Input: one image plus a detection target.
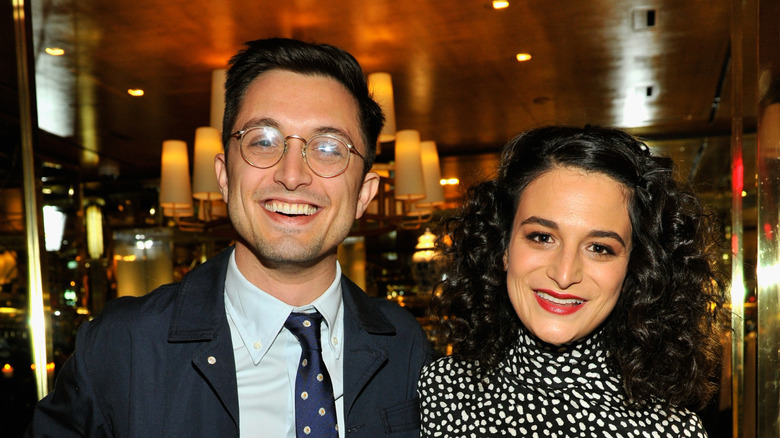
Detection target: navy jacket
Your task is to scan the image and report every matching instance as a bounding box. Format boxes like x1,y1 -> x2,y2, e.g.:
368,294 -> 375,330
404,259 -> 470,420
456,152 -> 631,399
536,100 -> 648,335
26,248 -> 434,437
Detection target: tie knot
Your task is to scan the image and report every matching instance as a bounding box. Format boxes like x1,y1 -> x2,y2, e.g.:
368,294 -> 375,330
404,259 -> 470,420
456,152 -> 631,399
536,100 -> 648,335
285,311 -> 324,352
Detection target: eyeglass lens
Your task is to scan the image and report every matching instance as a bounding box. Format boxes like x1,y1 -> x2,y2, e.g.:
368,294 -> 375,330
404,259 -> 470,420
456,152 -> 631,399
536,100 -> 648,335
240,126 -> 352,177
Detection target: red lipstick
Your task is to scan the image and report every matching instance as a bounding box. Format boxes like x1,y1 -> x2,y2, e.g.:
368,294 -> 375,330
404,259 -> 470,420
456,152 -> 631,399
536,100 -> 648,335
533,289 -> 585,315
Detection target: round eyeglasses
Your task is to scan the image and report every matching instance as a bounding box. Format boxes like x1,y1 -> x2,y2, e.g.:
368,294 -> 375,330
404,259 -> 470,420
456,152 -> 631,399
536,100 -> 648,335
231,125 -> 366,178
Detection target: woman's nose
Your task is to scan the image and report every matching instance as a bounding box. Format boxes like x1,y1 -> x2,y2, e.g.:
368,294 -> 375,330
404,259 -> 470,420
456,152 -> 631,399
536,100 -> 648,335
546,245 -> 583,288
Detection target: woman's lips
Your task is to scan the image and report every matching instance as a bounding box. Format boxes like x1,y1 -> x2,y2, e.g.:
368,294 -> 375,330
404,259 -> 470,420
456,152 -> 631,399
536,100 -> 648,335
533,289 -> 585,315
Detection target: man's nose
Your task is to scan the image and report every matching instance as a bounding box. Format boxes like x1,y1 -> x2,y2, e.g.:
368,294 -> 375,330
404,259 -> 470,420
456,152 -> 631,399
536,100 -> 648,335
273,139 -> 313,190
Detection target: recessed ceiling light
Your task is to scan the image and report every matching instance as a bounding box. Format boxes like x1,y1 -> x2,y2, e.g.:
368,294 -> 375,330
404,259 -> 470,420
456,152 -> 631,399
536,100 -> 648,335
45,47 -> 65,56
516,53 -> 532,62
127,89 -> 145,97
493,0 -> 509,9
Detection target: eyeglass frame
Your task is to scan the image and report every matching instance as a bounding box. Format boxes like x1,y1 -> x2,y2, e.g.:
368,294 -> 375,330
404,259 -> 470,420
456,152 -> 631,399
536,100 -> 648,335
230,125 -> 367,178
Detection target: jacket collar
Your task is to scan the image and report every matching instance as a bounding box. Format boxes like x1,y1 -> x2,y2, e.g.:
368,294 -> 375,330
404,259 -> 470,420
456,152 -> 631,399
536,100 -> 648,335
168,247 -> 397,341
341,275 -> 395,335
168,247 -> 232,342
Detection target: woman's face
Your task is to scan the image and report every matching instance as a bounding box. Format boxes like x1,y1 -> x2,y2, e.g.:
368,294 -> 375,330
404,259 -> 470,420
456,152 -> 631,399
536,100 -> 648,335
505,166 -> 632,345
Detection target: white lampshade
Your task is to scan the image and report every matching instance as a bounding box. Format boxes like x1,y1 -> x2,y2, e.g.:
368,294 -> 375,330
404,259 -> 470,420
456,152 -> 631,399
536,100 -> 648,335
42,206 -> 67,252
393,129 -> 425,201
159,139 -> 193,215
416,140 -> 445,208
210,69 -> 226,131
192,126 -> 222,200
368,72 -> 396,143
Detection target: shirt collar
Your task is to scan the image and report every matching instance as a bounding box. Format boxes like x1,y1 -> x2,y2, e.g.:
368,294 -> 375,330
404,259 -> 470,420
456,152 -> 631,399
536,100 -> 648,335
224,251 -> 344,364
299,263 -> 343,357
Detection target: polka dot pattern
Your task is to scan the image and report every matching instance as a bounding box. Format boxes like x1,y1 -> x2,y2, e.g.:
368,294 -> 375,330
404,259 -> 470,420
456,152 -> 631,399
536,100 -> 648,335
286,312 -> 338,437
418,329 -> 707,437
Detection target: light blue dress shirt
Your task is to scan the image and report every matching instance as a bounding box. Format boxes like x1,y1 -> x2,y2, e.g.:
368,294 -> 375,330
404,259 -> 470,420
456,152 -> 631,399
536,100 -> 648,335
224,251 -> 345,437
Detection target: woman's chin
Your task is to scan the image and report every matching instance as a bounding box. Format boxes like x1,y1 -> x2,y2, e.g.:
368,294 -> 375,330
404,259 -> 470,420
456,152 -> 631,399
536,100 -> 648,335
528,326 -> 582,346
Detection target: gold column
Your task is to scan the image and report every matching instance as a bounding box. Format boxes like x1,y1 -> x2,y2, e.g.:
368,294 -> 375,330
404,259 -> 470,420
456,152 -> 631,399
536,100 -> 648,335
730,0 -> 748,436
756,0 -> 780,435
12,0 -> 51,399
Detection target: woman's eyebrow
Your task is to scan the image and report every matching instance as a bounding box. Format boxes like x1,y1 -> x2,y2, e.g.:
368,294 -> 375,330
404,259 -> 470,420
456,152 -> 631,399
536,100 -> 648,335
521,216 -> 627,248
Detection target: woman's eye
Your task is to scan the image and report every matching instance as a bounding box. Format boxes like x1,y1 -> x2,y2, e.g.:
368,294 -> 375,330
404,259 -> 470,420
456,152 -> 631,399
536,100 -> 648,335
589,243 -> 615,256
527,232 -> 553,244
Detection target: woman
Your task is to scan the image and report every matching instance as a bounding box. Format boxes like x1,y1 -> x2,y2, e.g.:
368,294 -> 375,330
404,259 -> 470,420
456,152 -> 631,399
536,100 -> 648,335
419,126 -> 728,437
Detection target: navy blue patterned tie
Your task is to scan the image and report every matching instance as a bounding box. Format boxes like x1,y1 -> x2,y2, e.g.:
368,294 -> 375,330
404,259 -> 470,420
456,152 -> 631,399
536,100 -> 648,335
285,311 -> 338,437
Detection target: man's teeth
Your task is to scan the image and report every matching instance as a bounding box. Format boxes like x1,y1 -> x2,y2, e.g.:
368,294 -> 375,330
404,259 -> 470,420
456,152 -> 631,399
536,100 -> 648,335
536,291 -> 584,306
264,201 -> 317,215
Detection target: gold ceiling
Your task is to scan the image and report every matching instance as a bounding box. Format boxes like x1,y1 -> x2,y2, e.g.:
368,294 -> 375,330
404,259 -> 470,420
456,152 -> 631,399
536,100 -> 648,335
2,0 -> 756,191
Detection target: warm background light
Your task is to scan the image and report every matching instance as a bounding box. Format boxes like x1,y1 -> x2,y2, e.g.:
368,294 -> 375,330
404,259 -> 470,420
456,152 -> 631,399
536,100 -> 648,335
159,140 -> 193,215
393,130 -> 425,201
45,47 -> 65,56
192,127 -> 222,201
127,89 -> 144,96
367,73 -> 397,143
516,53 -> 532,62
86,204 -> 104,259
210,69 -> 226,131
416,140 -> 444,208
192,126 -> 226,221
492,0 -> 509,9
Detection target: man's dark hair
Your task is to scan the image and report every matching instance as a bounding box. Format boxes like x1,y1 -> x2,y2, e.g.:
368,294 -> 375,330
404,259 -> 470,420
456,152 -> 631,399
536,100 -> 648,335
222,38 -> 384,174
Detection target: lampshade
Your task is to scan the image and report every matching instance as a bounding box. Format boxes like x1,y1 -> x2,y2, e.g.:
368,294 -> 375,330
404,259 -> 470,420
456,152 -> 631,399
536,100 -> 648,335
163,204 -> 195,218
368,72 -> 396,143
210,69 -> 226,131
393,129 -> 425,201
159,139 -> 193,215
192,126 -> 222,200
42,206 -> 66,252
416,140 -> 445,208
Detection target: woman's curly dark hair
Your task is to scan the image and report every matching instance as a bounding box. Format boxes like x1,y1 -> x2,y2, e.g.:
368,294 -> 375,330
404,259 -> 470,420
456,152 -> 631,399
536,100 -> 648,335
431,125 -> 728,410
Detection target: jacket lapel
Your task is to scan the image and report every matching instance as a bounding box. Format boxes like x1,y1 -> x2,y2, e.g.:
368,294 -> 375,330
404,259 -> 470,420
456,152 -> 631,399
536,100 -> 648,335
167,248 -> 240,426
341,277 -> 396,417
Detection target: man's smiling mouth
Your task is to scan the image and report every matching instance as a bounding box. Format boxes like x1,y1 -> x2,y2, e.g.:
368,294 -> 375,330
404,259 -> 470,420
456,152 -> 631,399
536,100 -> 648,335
264,201 -> 318,216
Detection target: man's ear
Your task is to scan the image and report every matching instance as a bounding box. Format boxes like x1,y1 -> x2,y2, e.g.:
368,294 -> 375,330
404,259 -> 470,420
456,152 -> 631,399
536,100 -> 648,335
355,172 -> 380,219
215,153 -> 229,202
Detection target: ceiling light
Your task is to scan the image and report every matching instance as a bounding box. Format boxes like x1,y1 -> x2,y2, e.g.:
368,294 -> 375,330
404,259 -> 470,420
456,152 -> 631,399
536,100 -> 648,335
45,47 -> 65,56
516,53 -> 532,62
492,0 -> 509,9
127,89 -> 144,97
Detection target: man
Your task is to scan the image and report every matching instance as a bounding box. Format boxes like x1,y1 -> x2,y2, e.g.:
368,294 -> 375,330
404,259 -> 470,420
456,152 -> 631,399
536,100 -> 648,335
26,38 -> 433,437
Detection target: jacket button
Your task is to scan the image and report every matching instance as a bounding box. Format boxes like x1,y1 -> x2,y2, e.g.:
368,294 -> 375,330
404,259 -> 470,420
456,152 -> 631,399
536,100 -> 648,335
207,356 -> 217,365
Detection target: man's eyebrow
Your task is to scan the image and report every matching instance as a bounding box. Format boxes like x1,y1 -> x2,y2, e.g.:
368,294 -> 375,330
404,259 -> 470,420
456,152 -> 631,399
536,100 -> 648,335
239,118 -> 355,144
239,117 -> 279,130
311,126 -> 355,144
520,216 -> 627,248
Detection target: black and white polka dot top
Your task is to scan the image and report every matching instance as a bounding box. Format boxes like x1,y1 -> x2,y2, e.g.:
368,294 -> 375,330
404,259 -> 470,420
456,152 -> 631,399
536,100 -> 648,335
418,329 -> 707,437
